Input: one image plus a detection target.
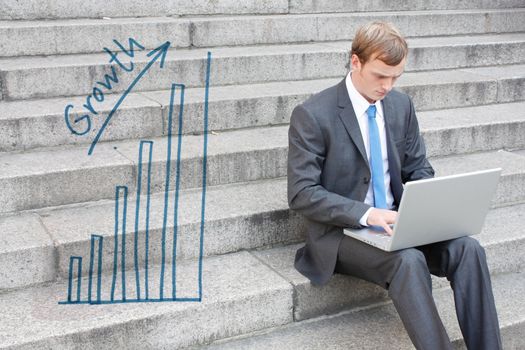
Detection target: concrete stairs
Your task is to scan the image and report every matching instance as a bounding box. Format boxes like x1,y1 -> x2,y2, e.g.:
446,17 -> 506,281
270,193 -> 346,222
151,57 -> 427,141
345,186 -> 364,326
1,0 -> 525,348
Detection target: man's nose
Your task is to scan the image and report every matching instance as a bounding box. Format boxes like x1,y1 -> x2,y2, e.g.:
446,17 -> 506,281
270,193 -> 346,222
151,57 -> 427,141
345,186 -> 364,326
382,78 -> 394,91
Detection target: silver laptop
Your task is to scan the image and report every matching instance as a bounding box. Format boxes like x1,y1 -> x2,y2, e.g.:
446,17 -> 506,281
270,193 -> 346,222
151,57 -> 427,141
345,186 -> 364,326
343,168 -> 501,251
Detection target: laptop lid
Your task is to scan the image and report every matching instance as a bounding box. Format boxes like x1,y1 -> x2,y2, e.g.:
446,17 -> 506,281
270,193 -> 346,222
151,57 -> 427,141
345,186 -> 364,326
388,168 -> 501,251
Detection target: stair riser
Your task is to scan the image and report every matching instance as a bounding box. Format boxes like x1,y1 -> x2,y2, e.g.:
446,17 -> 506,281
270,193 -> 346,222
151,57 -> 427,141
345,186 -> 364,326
193,11 -> 525,47
0,0 -> 289,20
51,209 -> 304,280
2,42 -> 525,101
255,232 -> 525,322
0,21 -> 191,57
2,75 -> 525,152
2,0 -> 523,20
289,0 -> 525,13
3,122 -> 525,214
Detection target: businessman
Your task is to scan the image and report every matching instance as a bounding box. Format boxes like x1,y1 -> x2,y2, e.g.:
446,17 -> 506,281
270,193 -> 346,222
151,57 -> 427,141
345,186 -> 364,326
288,21 -> 502,349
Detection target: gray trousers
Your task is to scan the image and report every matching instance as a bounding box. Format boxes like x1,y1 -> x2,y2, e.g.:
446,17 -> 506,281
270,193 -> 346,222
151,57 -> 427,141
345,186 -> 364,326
335,236 -> 502,350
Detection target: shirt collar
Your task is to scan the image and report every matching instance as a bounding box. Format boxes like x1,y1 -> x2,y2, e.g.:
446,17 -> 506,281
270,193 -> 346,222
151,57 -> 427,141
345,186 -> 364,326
345,72 -> 383,119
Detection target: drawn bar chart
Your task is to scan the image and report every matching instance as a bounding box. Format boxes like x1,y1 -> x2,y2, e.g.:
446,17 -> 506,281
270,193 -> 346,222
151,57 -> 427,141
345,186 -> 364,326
59,52 -> 212,305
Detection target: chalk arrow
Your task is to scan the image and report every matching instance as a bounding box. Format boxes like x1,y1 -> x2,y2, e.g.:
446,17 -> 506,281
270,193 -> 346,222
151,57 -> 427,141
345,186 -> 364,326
88,41 -> 171,155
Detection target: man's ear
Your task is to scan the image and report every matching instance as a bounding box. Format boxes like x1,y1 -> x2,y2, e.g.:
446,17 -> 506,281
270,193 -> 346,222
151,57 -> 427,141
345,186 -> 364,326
351,54 -> 361,72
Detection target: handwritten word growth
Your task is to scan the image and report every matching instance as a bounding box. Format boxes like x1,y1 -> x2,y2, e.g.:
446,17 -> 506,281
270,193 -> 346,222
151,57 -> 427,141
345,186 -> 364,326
63,38 -> 170,155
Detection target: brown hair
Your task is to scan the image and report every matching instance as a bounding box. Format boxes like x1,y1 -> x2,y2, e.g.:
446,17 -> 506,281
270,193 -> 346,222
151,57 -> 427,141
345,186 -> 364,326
349,21 -> 408,67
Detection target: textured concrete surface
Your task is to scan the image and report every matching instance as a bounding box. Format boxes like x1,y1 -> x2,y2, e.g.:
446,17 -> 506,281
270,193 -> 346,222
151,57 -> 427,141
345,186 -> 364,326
39,178 -> 302,278
2,39 -> 525,101
1,0 -> 523,20
1,122 -> 524,214
0,142 -> 134,213
461,64 -> 525,103
0,251 -> 293,349
289,0 -> 525,13
2,79 -> 525,154
315,9 -> 525,41
251,203 -> 525,322
110,125 -> 288,190
419,101 -> 525,156
3,0 -> 522,20
0,92 -> 162,152
0,213 -> 56,291
5,180 -> 522,287
140,78 -> 330,134
0,17 -> 190,57
0,78 -> 333,151
1,1 -> 524,348
396,69 -> 500,111
430,150 -> 525,206
0,43 -> 346,100
0,0 -> 289,20
478,203 -> 525,274
205,271 -> 525,349
191,10 -> 525,47
252,244 -> 389,321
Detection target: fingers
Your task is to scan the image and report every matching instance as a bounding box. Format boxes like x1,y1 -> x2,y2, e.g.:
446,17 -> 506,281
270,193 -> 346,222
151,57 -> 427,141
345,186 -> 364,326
382,223 -> 394,236
367,208 -> 397,235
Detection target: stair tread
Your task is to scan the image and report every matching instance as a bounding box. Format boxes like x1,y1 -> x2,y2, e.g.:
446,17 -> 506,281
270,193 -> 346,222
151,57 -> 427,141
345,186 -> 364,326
2,33 -> 525,69
0,250 -> 293,349
204,271 -> 525,349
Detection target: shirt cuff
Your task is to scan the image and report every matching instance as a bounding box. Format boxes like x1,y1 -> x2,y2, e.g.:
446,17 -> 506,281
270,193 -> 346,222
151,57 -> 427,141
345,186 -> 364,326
359,207 -> 374,227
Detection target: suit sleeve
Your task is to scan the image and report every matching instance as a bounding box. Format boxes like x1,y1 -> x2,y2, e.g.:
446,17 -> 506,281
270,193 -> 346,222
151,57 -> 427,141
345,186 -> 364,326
401,96 -> 435,182
287,104 -> 370,228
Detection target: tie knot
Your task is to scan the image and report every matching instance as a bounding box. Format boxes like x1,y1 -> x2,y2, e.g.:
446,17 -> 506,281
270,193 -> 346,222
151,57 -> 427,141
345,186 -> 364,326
367,105 -> 377,119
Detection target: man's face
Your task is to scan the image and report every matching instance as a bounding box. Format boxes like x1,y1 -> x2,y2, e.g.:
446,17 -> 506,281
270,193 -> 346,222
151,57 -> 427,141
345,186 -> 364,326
350,54 -> 406,103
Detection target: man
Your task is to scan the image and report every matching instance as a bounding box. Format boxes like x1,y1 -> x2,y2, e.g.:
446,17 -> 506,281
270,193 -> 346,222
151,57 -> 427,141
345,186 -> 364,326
288,21 -> 502,349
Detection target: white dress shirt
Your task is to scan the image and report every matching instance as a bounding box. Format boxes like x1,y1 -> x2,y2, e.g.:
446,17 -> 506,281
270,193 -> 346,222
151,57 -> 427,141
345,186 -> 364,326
345,73 -> 395,226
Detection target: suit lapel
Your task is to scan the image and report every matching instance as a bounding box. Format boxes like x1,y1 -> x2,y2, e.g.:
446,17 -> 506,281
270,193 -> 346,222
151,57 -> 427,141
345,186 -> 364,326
382,95 -> 404,206
337,79 -> 369,166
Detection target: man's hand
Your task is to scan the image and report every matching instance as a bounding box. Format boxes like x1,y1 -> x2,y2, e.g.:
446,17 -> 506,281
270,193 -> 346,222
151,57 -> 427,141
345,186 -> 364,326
367,208 -> 398,235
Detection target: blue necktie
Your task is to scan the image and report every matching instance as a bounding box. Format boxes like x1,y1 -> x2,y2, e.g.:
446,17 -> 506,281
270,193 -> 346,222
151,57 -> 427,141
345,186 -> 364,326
367,105 -> 387,209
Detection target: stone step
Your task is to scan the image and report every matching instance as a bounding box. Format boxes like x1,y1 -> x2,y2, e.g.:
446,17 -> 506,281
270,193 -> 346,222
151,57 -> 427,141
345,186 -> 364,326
204,270 -> 525,350
418,102 -> 525,157
0,17 -> 191,57
0,219 -> 523,350
1,10 -> 525,57
0,251 -> 293,349
1,0 -> 522,20
289,0 -> 525,13
252,200 -> 525,322
0,0 -> 290,20
189,9 -> 525,48
1,108 -> 525,213
1,35 -> 525,101
2,150 -> 525,291
2,72 -> 525,153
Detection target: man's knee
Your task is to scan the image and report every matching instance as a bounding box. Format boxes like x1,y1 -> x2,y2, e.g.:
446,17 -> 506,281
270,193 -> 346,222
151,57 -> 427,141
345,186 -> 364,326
445,237 -> 490,281
391,248 -> 428,276
449,236 -> 486,259
388,248 -> 430,296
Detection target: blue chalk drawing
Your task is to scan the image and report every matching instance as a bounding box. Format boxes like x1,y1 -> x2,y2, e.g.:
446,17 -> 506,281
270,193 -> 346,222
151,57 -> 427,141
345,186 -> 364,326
59,43 -> 212,305
135,140 -> 153,300
88,41 -> 170,156
110,185 -> 128,302
64,38 -> 148,137
159,83 -> 185,300
67,257 -> 82,303
63,38 -> 169,156
88,235 -> 103,304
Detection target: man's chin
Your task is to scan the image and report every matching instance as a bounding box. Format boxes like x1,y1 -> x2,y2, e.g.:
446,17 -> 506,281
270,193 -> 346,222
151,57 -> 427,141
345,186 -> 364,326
375,92 -> 388,100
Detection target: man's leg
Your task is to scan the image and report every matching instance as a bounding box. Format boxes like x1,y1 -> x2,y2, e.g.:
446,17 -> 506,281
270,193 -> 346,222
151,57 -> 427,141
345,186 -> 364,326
418,237 -> 502,350
335,236 -> 452,350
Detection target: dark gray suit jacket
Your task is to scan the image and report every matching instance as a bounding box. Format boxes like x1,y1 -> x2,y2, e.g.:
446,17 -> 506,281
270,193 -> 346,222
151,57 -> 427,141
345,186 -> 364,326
288,79 -> 434,285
